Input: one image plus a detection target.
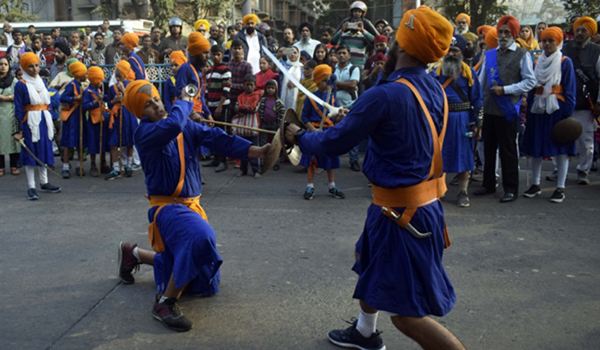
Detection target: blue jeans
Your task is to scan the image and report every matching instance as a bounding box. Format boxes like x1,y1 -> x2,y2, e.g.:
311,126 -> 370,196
349,145 -> 359,163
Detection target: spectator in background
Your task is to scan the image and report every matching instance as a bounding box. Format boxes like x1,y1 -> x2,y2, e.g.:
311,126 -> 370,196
3,22 -> 13,46
332,16 -> 374,69
320,27 -> 335,50
233,14 -> 268,75
296,59 -> 317,116
41,33 -> 55,65
281,46 -> 302,111
374,19 -> 389,34
564,16 -> 579,41
27,25 -> 36,43
210,25 -> 222,47
218,25 -> 225,45
227,39 -> 253,119
294,22 -> 321,58
50,42 -> 70,81
28,35 -> 43,58
51,27 -> 66,46
7,30 -> 26,65
160,18 -> 188,63
224,25 -> 238,50
335,1 -> 378,37
362,52 -> 385,90
364,35 -> 387,71
258,23 -> 278,53
462,32 -> 478,66
281,27 -> 296,48
255,56 -> 278,94
236,19 -> 244,32
150,26 -> 162,52
69,31 -> 86,62
121,33 -> 147,80
104,28 -> 122,65
312,44 -> 331,67
137,34 -> 160,64
382,24 -> 394,39
89,33 -> 106,65
300,50 -> 311,64
103,20 -> 113,38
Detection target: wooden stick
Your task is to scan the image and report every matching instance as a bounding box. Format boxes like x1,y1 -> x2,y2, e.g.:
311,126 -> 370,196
79,91 -> 83,179
199,118 -> 277,135
99,119 -> 103,178
119,106 -> 123,178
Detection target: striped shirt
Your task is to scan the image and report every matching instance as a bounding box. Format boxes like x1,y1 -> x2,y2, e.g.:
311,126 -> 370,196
332,30 -> 374,68
258,96 -> 284,125
205,64 -> 232,108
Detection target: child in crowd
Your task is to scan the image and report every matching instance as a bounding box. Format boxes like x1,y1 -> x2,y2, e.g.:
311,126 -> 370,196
296,60 -> 318,116
258,79 -> 284,171
105,61 -> 137,180
38,69 -> 62,158
59,61 -> 88,178
82,66 -> 111,177
255,56 -> 278,94
232,74 -> 262,178
300,64 -> 344,200
164,51 -> 187,113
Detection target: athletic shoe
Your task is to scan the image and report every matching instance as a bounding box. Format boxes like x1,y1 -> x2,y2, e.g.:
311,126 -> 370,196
105,170 -> 120,180
131,164 -> 142,172
152,298 -> 193,332
61,169 -> 70,179
457,190 -> 470,207
474,187 -> 495,195
254,172 -> 262,179
40,183 -> 61,193
350,161 -> 361,172
215,162 -> 228,172
124,166 -> 133,178
101,162 -> 112,174
328,319 -> 386,350
523,184 -> 541,198
234,159 -> 241,168
89,163 -> 99,177
47,164 -> 54,170
577,170 -> 589,185
27,188 -> 39,200
546,170 -> 558,181
549,188 -> 565,203
74,167 -> 85,177
329,187 -> 346,199
500,192 -> 517,203
449,174 -> 459,186
118,242 -> 140,284
303,187 -> 315,200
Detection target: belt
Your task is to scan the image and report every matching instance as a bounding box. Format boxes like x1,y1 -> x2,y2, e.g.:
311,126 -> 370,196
23,104 -> 51,123
448,102 -> 472,112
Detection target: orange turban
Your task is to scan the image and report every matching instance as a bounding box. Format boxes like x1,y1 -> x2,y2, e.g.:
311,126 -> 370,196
574,16 -> 598,36
123,80 -> 160,119
485,28 -> 498,49
313,64 -> 332,85
243,14 -> 259,26
69,61 -> 88,79
540,27 -> 564,46
497,15 -> 520,39
188,32 -> 211,56
194,19 -> 210,32
477,25 -> 494,37
88,66 -> 105,84
115,60 -> 134,82
396,6 -> 454,65
456,13 -> 470,25
170,51 -> 188,66
19,52 -> 39,71
121,33 -> 139,50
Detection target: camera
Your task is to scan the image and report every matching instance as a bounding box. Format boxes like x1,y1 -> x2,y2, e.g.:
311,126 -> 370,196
347,22 -> 359,30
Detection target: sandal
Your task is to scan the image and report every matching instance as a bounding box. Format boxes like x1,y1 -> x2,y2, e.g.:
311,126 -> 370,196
11,167 -> 20,175
0,169 -> 4,176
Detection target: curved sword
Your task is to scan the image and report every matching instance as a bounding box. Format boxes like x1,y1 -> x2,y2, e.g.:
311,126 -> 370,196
18,139 -> 62,178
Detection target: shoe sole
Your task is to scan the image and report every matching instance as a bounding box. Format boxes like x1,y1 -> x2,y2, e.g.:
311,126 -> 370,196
549,196 -> 564,203
577,181 -> 590,185
458,202 -> 470,207
40,188 -> 62,193
117,242 -> 134,284
546,177 -> 557,181
132,167 -> 142,172
28,196 -> 39,200
523,191 -> 541,198
151,310 -> 193,332
328,335 -> 386,350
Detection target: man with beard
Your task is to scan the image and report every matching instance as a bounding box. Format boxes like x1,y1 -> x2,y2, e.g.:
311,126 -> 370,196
473,25 -> 494,71
233,14 -> 268,75
50,42 -> 70,81
364,35 -> 387,72
462,32 -> 478,66
160,18 -> 188,63
294,22 -> 321,60
281,27 -> 296,48
89,33 -> 106,65
433,34 -> 483,207
285,7 -> 465,350
474,15 -> 536,202
455,13 -> 474,36
561,17 -> 600,185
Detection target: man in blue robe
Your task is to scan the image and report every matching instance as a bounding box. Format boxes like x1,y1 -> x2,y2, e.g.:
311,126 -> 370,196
117,80 -> 270,332
285,7 -> 466,350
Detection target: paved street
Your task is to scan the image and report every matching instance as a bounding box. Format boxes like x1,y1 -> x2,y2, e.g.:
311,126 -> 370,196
1,155 -> 599,350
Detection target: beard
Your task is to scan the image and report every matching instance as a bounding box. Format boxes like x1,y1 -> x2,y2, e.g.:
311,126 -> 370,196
457,26 -> 468,35
498,37 -> 513,49
383,42 -> 399,76
301,36 -> 310,44
246,27 -> 255,35
574,37 -> 590,49
55,55 -> 66,64
441,55 -> 462,80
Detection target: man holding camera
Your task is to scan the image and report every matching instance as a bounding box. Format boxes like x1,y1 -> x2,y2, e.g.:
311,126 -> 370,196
331,16 -> 375,70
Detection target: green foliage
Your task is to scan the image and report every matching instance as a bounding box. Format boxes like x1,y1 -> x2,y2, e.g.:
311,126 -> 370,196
0,0 -> 38,22
91,0 -> 116,20
179,0 -> 233,27
563,0 -> 600,19
434,0 -> 508,29
150,0 -> 177,31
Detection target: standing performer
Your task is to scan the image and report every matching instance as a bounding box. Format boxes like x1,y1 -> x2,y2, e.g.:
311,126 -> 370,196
164,51 -> 187,113
82,66 -> 110,177
121,33 -> 147,81
59,61 -> 88,178
285,7 -> 465,350
116,80 -> 270,331
522,28 -> 576,203
105,60 -> 137,180
13,52 -> 61,199
433,34 -> 483,207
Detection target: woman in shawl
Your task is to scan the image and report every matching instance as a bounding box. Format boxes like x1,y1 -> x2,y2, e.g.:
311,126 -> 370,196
516,25 -> 539,52
534,22 -> 547,42
13,52 -> 61,200
280,46 -> 303,111
522,27 -> 576,203
255,56 -> 278,95
0,55 -> 20,176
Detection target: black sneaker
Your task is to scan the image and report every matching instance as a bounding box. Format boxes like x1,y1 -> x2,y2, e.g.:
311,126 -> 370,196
74,167 -> 85,177
152,298 -> 193,332
89,163 -> 99,177
303,187 -> 315,200
350,161 -> 361,172
457,190 -> 470,207
328,319 -> 385,350
124,166 -> 133,178
577,170 -> 590,185
62,169 -> 70,179
329,187 -> 346,199
549,188 -> 565,203
101,163 -> 113,174
105,170 -> 120,180
523,184 -> 541,198
40,183 -> 62,193
27,188 -> 39,200
118,242 -> 140,284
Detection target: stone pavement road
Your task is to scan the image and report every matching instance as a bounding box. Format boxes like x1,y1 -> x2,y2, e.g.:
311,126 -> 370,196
1,156 -> 599,350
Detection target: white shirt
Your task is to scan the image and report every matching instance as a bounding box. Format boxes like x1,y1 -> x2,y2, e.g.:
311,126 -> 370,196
4,32 -> 13,46
294,38 -> 321,58
245,31 -> 261,75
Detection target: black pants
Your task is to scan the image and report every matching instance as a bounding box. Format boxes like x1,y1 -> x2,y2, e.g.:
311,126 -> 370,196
208,106 -> 229,164
0,153 -> 19,168
482,114 -> 519,193
240,135 -> 259,174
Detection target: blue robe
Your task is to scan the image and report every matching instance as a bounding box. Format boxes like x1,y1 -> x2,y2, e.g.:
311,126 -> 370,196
299,89 -> 340,170
107,82 -> 138,147
298,67 -> 455,317
434,67 -> 484,173
14,80 -> 54,165
82,86 -> 111,154
163,76 -> 177,113
128,52 -> 147,81
59,80 -> 87,148
522,57 -> 577,158
135,100 -> 251,297
48,88 -> 60,120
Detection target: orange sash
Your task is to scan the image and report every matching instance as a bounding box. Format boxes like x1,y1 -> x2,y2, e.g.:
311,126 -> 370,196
22,104 -> 50,123
146,133 -> 208,253
535,85 -> 565,102
87,90 -> 108,124
372,78 -> 451,248
109,85 -> 122,129
59,82 -> 81,122
308,97 -> 334,128
190,65 -> 204,113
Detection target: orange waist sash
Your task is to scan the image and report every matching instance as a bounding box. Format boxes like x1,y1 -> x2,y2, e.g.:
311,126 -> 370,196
22,104 -> 50,123
535,85 -> 565,102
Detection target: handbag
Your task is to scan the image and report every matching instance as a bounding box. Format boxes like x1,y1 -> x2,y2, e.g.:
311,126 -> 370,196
231,112 -> 259,138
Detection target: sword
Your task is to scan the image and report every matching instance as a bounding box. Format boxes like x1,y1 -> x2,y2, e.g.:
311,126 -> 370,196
18,139 -> 62,178
381,206 -> 432,238
262,48 -> 341,116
